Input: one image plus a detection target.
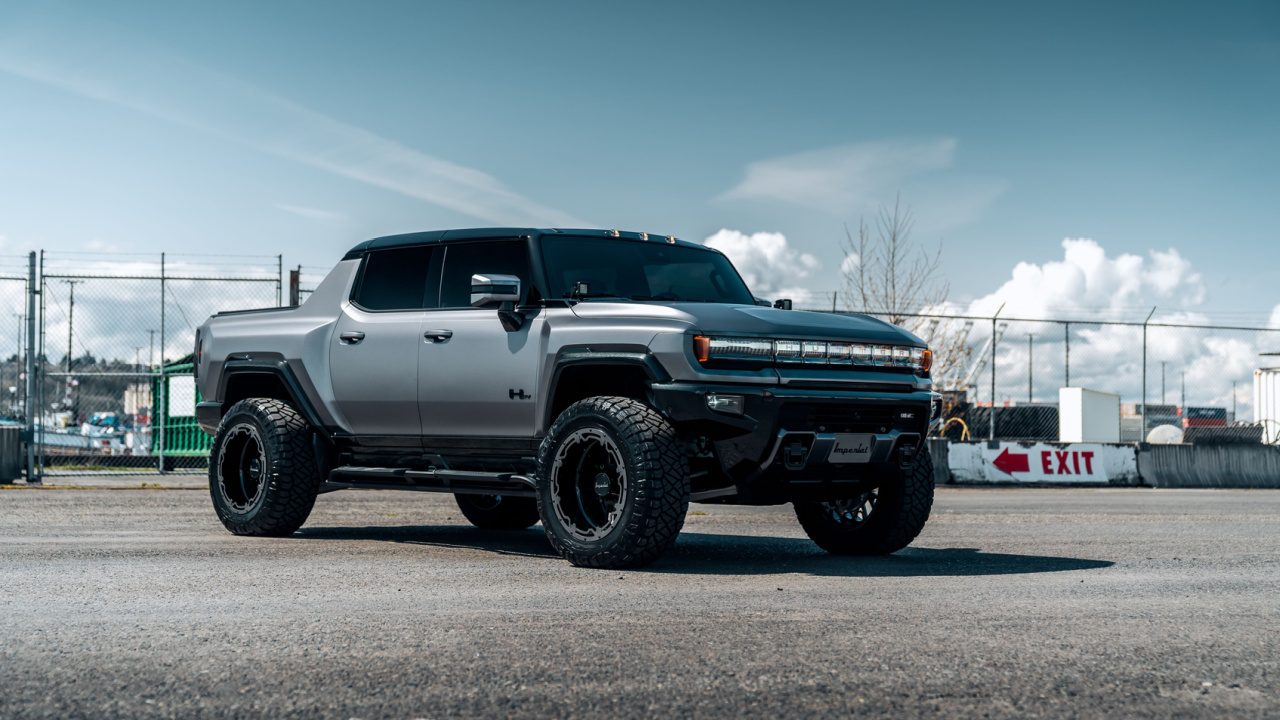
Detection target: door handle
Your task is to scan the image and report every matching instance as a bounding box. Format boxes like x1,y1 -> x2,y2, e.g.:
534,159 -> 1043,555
339,331 -> 365,345
423,330 -> 453,342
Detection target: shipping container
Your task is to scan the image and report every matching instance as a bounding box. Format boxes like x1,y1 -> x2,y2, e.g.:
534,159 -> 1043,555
1184,406 -> 1228,420
1183,418 -> 1227,428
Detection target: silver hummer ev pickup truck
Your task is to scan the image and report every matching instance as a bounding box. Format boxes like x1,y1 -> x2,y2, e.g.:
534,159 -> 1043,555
195,228 -> 942,568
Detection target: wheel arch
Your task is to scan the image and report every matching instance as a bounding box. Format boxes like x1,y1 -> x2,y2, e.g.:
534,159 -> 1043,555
544,349 -> 671,431
216,359 -> 327,433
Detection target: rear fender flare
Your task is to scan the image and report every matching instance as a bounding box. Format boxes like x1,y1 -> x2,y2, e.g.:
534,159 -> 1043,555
216,358 -> 327,434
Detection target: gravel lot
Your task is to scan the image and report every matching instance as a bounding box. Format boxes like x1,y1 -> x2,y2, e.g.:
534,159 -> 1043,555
1,481 -> 1277,719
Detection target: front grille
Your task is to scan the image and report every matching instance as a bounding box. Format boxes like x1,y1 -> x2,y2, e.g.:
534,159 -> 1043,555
778,404 -> 897,434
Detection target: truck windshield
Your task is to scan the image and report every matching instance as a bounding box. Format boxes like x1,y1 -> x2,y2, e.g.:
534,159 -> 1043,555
540,236 -> 755,304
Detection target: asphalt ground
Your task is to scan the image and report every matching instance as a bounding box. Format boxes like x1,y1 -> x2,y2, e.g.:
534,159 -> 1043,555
1,478 -> 1277,719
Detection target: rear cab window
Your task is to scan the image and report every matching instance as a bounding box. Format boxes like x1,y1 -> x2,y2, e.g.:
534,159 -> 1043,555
352,246 -> 438,311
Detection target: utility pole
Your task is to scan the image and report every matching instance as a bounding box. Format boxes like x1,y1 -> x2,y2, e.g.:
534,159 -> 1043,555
135,347 -> 142,370
62,280 -> 83,373
1232,381 -> 1237,422
1026,333 -> 1034,403
148,330 -> 156,368
1181,371 -> 1186,411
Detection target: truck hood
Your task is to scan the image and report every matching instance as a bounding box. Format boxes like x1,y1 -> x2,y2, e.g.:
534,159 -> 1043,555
569,302 -> 924,345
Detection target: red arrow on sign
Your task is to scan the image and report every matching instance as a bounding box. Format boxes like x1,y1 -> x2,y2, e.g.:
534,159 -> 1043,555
992,448 -> 1030,475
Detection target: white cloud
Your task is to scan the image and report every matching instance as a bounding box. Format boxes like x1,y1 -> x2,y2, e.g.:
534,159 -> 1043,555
839,252 -> 860,276
703,229 -> 819,305
0,5 -> 584,227
941,239 -> 1271,416
967,238 -> 1205,319
275,204 -> 346,222
1269,304 -> 1280,330
717,139 -> 1006,234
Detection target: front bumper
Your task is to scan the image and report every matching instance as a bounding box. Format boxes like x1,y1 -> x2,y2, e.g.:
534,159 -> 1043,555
650,381 -> 941,502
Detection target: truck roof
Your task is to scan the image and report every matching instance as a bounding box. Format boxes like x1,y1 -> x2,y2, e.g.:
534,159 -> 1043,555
343,228 -> 708,259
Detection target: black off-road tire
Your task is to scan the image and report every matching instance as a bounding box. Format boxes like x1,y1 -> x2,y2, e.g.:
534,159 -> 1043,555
794,449 -> 935,556
455,494 -> 540,530
209,398 -> 321,537
536,396 -> 690,569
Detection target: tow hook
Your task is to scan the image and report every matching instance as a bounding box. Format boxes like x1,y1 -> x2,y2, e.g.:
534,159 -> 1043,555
898,444 -> 917,468
783,442 -> 810,470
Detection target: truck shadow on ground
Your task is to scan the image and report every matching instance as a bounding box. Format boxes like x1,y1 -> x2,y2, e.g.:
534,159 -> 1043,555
295,525 -> 1113,577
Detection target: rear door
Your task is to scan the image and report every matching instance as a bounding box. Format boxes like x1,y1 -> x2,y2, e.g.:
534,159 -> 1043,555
417,240 -> 543,439
329,245 -> 436,438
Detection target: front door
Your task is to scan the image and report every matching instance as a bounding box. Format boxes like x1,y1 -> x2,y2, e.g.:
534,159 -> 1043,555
417,240 -> 543,439
329,245 -> 435,438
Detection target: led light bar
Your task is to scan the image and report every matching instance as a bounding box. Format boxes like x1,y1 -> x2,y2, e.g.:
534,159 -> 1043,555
693,336 -> 931,373
802,341 -> 828,364
693,336 -> 773,364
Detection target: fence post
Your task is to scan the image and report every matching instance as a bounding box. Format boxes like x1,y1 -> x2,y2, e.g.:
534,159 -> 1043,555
289,267 -> 301,307
1064,322 -> 1070,388
1141,306 -> 1156,441
24,252 -> 37,483
158,252 -> 166,474
277,255 -> 283,307
990,303 -> 1004,441
37,251 -> 45,479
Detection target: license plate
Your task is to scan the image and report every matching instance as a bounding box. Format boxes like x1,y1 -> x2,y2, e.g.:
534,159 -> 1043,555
828,434 -> 874,464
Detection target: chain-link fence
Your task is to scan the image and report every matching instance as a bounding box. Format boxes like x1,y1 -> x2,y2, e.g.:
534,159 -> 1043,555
0,256 -> 32,441
9,253 -> 1278,478
34,252 -> 282,476
801,304 -> 1280,444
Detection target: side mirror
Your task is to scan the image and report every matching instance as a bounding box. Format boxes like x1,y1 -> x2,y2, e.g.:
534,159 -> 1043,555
773,298 -> 793,310
471,273 -> 525,332
470,273 -> 521,309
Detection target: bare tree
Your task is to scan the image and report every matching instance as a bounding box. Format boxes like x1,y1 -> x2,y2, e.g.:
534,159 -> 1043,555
841,196 -> 970,387
842,196 -> 947,323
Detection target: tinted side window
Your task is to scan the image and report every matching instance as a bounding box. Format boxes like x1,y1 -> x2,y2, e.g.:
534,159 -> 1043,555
354,246 -> 435,311
438,242 -> 530,308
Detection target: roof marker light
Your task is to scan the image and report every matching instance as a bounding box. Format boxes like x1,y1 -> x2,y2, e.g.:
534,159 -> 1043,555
606,229 -> 619,237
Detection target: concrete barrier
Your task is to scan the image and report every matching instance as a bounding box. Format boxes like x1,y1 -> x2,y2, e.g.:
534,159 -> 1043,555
1138,443 -> 1280,489
928,438 -> 950,486
944,440 -> 1140,486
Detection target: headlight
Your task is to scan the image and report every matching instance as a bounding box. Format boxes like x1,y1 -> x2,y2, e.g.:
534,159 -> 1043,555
693,335 -> 930,373
693,336 -> 773,364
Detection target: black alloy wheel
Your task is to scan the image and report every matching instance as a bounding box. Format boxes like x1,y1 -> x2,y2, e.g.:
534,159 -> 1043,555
536,396 -> 689,569
794,450 -> 934,556
549,427 -> 629,542
209,398 -> 321,537
454,493 -> 540,530
216,423 -> 268,513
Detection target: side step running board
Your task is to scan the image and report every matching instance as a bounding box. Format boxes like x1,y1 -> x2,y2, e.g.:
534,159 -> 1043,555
320,466 -> 536,497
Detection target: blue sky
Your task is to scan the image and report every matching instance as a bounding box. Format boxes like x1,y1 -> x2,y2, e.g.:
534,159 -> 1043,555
0,0 -> 1277,322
